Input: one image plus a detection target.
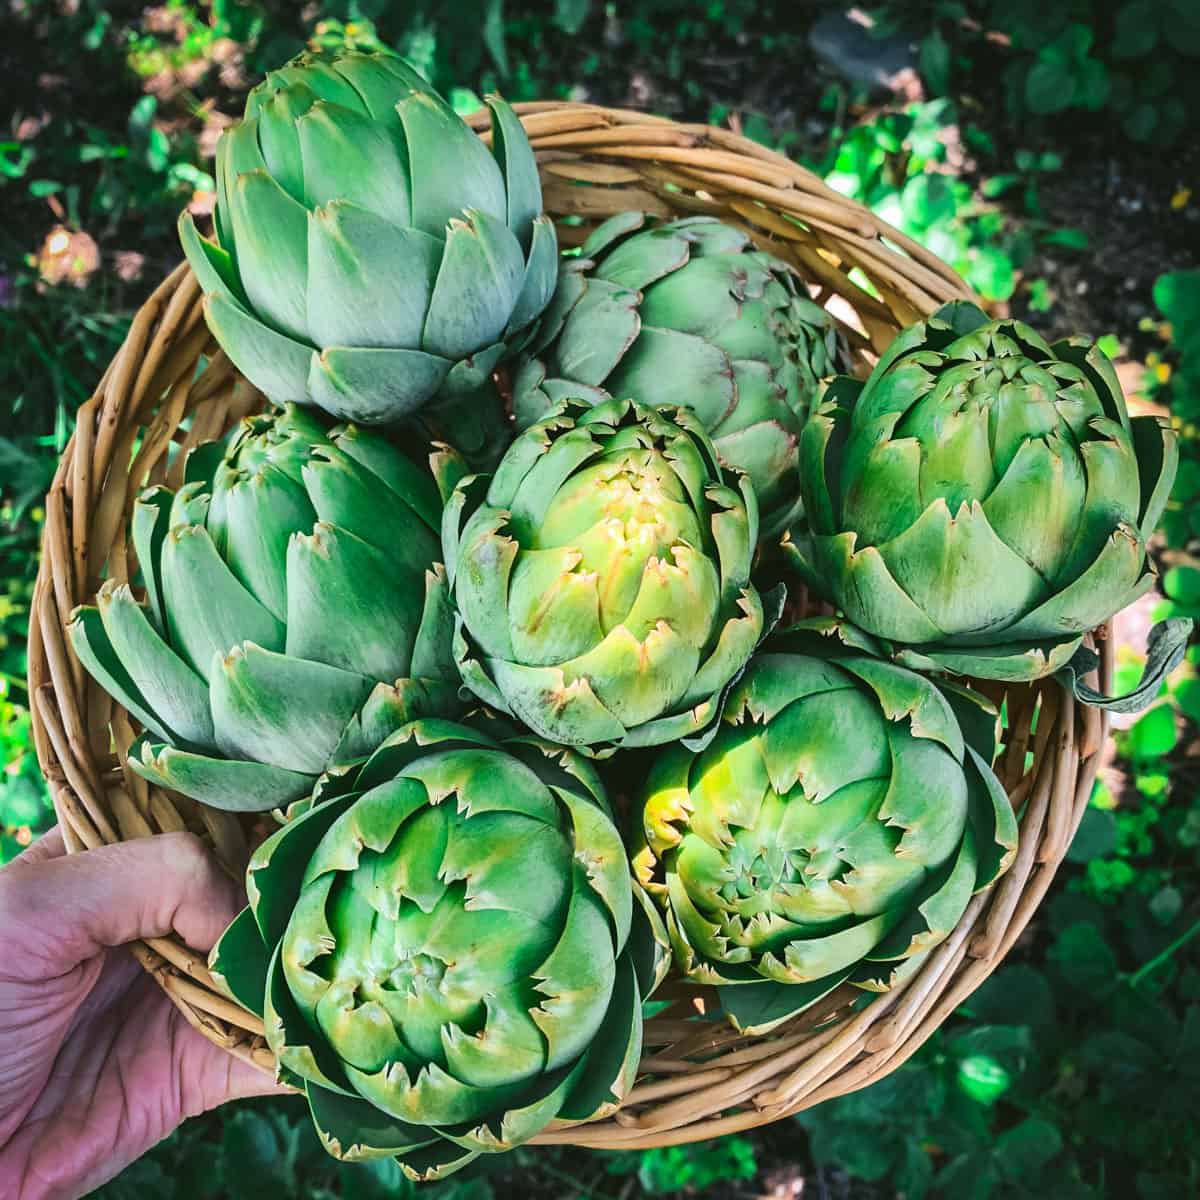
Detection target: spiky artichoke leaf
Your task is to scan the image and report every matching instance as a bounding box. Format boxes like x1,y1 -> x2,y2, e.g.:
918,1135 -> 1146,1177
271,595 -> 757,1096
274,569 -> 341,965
208,904 -> 271,1017
346,1048 -> 540,1132
938,680 -> 1002,765
331,677 -> 463,766
1131,414 -> 1179,541
853,944 -> 933,995
126,733 -> 313,812
994,525 -> 1151,641
964,744 -> 1019,888
203,291 -> 313,404
388,1136 -> 482,1182
422,212 -> 524,360
330,424 -> 442,526
131,486 -> 174,627
549,280 -> 641,387
68,605 -> 176,745
476,657 -> 625,750
178,211 -> 244,307
717,973 -> 854,1037
527,866 -> 620,1071
507,734 -> 610,810
210,643 -> 373,774
226,169 -> 309,340
866,824 -> 979,964
350,716 -> 501,793
818,645 -> 965,763
812,533 -> 944,644
506,216 -> 560,337
307,1083 -> 451,1163
248,791 -> 359,944
557,787 -> 633,946
486,96 -> 539,244
162,527 -> 286,677
776,909 -> 906,986
283,525 -> 422,679
305,205 -> 439,350
309,345 -> 454,424
880,726 -> 970,867
444,1056 -> 587,1154
556,952 -> 644,1124
264,939 -> 359,1098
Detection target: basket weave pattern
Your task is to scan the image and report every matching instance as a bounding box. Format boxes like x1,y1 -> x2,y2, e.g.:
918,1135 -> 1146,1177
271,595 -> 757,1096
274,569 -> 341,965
28,102 -> 1112,1148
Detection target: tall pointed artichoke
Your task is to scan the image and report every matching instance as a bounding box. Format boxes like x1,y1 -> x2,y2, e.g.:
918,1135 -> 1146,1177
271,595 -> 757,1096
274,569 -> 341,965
68,406 -> 460,812
514,213 -> 846,536
179,49 -> 557,440
440,396 -> 779,753
788,302 -> 1178,681
634,619 -> 1017,1035
210,718 -> 659,1179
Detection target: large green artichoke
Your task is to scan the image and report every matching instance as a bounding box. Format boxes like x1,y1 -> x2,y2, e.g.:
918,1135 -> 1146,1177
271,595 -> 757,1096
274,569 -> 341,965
514,213 -> 845,536
440,395 -> 779,753
210,718 -> 659,1179
787,302 -> 1178,681
68,406 -> 460,812
179,49 -> 556,439
634,619 -> 1017,1035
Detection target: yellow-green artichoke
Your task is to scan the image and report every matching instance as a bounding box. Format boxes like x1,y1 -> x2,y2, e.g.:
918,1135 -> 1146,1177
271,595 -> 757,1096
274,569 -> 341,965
634,619 -> 1017,1034
440,396 -> 781,753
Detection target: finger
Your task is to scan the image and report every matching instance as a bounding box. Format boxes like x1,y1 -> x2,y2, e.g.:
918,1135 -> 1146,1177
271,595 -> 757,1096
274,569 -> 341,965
0,832 -> 244,977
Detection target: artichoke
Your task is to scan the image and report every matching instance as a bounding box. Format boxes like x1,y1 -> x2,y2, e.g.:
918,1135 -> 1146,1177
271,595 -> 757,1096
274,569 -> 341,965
68,406 -> 460,812
787,301 -> 1178,681
634,619 -> 1017,1035
440,395 -> 780,753
210,718 -> 658,1179
514,213 -> 845,536
178,49 -> 557,444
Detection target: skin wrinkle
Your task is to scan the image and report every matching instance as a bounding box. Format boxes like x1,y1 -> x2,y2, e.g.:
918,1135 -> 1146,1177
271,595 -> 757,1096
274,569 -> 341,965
0,831 -> 284,1200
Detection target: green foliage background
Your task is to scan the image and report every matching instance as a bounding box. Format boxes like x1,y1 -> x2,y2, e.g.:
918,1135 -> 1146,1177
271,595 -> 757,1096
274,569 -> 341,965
1,2 -> 1198,1196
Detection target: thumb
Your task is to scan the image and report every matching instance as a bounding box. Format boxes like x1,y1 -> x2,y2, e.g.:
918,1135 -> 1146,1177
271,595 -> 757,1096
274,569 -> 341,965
0,832 -> 244,977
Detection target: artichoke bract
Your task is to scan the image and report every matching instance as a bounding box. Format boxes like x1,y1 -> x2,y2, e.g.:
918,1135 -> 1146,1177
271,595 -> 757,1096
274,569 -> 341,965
788,302 -> 1178,681
634,619 -> 1017,1035
68,406 -> 460,812
179,49 -> 557,439
210,718 -> 658,1179
441,396 -> 780,753
515,213 -> 845,537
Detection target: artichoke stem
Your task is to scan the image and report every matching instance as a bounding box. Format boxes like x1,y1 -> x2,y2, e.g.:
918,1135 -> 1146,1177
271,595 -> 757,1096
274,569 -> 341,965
422,377 -> 514,470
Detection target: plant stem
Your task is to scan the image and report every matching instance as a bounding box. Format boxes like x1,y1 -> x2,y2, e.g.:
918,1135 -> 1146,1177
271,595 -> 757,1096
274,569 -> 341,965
1128,914 -> 1200,988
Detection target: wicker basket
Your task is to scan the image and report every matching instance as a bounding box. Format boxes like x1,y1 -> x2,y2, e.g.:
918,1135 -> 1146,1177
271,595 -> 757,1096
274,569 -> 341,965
28,102 -> 1113,1150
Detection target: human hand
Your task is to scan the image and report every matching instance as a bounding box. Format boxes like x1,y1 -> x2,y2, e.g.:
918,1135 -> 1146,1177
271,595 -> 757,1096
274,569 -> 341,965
0,828 -> 282,1200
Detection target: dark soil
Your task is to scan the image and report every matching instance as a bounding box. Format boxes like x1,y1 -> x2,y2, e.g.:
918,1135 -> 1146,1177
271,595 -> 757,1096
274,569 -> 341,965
1010,131 -> 1200,347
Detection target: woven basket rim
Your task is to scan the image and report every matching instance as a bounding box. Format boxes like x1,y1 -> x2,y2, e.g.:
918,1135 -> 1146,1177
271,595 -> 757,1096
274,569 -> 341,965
26,100 -> 1113,1150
